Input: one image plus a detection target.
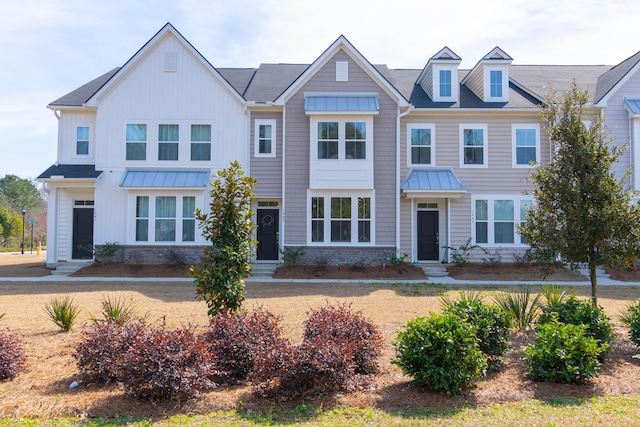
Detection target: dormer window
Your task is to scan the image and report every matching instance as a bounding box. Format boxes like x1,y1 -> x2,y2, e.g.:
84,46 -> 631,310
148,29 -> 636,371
461,47 -> 512,103
490,70 -> 502,98
439,70 -> 452,97
418,47 -> 461,103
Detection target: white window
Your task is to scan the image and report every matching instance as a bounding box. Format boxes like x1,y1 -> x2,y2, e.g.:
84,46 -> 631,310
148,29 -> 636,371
408,124 -> 435,166
483,67 -> 508,102
191,124 -> 211,161
490,70 -> 502,98
254,119 -> 276,157
512,124 -> 540,167
158,124 -> 179,161
460,124 -> 488,168
76,126 -> 89,155
126,124 -> 147,161
439,70 -> 452,98
308,193 -> 373,244
473,195 -> 532,245
316,120 -> 367,160
134,195 -> 199,243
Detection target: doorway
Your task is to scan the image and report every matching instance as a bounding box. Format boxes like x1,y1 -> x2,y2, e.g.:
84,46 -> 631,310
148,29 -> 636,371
256,208 -> 279,260
417,211 -> 439,261
72,208 -> 94,259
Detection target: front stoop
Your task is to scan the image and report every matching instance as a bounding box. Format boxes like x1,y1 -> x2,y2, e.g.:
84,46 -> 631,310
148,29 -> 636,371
422,264 -> 450,278
51,262 -> 88,276
251,262 -> 280,277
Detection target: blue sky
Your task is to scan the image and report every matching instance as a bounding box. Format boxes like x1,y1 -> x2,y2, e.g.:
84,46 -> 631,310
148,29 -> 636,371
1,0 -> 639,180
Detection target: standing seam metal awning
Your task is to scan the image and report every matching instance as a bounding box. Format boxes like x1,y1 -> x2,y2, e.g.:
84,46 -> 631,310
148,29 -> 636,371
625,99 -> 640,117
120,170 -> 210,188
304,94 -> 379,112
400,168 -> 467,198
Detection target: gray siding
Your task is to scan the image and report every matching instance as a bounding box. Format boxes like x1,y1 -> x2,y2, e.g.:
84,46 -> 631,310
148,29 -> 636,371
250,111 -> 283,198
283,49 -> 398,246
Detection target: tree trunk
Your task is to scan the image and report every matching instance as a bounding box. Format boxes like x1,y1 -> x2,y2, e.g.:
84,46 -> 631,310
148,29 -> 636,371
589,261 -> 598,307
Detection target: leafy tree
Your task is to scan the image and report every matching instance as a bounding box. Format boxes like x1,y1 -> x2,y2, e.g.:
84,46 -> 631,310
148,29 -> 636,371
520,81 -> 640,306
190,161 -> 257,316
0,207 -> 22,247
0,175 -> 43,212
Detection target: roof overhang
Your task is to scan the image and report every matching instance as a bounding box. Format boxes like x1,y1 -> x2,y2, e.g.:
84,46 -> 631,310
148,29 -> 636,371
119,169 -> 211,189
37,164 -> 102,187
400,168 -> 467,199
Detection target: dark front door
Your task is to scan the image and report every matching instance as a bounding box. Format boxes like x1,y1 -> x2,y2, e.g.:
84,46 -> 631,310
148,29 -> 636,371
72,208 -> 94,259
417,211 -> 439,261
256,209 -> 279,260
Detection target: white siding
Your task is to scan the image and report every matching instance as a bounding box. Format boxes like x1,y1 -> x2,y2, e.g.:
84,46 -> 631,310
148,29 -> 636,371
57,111 -> 97,164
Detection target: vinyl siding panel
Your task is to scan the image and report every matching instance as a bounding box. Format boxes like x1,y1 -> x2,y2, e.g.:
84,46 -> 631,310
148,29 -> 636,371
58,111 -> 97,164
283,50 -> 398,245
465,68 -> 484,99
250,111 -> 283,198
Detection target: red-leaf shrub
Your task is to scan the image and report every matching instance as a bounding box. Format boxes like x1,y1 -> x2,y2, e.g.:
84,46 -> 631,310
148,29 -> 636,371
303,302 -> 383,374
0,330 -> 26,380
201,308 -> 289,383
120,324 -> 218,399
74,319 -> 147,383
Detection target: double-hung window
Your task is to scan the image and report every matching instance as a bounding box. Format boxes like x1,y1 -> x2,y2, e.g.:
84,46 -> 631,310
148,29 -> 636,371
408,124 -> 434,165
309,194 -> 373,244
158,124 -> 179,161
473,196 -> 532,245
490,70 -> 502,98
255,119 -> 276,157
317,120 -> 367,160
134,195 -> 198,243
191,124 -> 211,161
460,124 -> 487,167
135,196 -> 149,241
76,126 -> 89,155
126,124 -> 147,160
439,70 -> 452,97
155,196 -> 176,241
182,196 -> 196,241
512,124 -> 540,167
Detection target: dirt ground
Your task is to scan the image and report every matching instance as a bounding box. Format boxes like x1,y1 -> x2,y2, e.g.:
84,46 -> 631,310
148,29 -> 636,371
2,254 -> 640,420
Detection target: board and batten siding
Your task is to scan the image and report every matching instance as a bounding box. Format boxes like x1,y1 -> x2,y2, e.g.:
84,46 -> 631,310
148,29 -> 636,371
58,111 -> 97,164
250,111 -> 283,198
283,49 -> 398,246
57,188 -> 94,261
93,33 -> 248,173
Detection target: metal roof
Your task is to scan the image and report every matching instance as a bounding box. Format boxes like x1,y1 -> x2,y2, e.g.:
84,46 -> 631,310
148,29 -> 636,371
400,168 -> 467,195
624,98 -> 640,115
37,164 -> 102,180
120,170 -> 210,188
304,94 -> 380,112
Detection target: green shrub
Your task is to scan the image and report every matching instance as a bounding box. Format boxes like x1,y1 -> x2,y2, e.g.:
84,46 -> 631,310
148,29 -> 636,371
90,295 -> 138,326
537,297 -> 613,358
493,287 -> 540,331
44,296 -> 81,332
523,318 -> 607,384
539,284 -> 576,307
620,299 -> 640,348
393,313 -> 487,395
442,298 -> 512,369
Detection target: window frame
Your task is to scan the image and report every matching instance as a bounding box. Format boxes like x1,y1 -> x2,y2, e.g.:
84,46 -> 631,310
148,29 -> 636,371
126,124 -> 147,161
190,124 -> 211,161
307,192 -> 375,245
511,124 -> 540,168
484,67 -> 508,102
459,124 -> 488,168
75,126 -> 90,156
439,69 -> 452,98
407,123 -> 435,167
312,118 -> 371,161
472,195 -> 533,246
158,124 -> 179,161
254,119 -> 276,158
132,194 -> 201,244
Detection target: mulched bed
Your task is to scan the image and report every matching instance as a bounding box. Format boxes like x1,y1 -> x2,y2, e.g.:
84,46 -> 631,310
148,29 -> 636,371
273,264 -> 427,280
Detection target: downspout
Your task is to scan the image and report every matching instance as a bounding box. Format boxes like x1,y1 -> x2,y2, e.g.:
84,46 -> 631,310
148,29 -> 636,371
447,198 -> 451,263
396,105 -> 414,257
280,105 -> 286,261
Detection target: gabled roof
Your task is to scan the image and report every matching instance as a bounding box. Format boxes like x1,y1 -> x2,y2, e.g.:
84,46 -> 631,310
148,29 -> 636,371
595,50 -> 640,105
461,46 -> 512,88
273,35 -> 410,107
84,23 -> 245,106
415,47 -> 462,89
243,64 -> 309,102
49,68 -> 120,107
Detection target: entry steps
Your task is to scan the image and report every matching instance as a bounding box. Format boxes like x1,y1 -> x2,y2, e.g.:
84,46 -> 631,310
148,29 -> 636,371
51,262 -> 88,276
251,262 -> 280,277
422,264 -> 450,278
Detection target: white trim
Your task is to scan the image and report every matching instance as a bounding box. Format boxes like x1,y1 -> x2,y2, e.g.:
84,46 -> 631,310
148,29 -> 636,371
459,123 -> 488,168
484,67 -> 509,102
471,194 -> 533,247
254,119 -> 277,158
432,66 -> 458,102
633,118 -> 640,190
511,123 -> 540,168
72,124 -> 92,159
407,123 -> 436,167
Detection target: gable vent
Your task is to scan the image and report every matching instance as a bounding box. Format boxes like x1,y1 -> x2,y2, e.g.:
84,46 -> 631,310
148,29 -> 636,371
336,61 -> 348,82
164,52 -> 177,72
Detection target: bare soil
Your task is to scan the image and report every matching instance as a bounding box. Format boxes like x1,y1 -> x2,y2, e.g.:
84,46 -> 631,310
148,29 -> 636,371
2,255 -> 640,421
607,267 -> 640,282
273,263 -> 426,280
71,262 -> 190,278
448,263 -> 587,282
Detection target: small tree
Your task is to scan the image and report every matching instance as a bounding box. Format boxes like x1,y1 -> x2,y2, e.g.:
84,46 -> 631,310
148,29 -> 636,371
190,161 -> 256,316
520,82 -> 640,306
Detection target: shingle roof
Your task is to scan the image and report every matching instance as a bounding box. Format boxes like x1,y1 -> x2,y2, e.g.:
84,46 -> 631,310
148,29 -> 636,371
595,50 -> 640,103
49,68 -> 120,107
37,164 -> 102,179
217,68 -> 256,97
242,63 -> 309,102
509,65 -> 610,102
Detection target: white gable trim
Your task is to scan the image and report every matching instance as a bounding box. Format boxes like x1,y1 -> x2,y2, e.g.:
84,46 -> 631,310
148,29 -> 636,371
85,23 -> 246,107
273,35 -> 409,107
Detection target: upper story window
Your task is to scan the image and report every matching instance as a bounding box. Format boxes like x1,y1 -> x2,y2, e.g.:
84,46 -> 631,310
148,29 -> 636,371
76,127 -> 89,155
317,120 -> 366,160
158,124 -> 179,161
408,124 -> 435,166
460,124 -> 488,168
490,70 -> 503,98
512,124 -> 540,167
439,70 -> 452,97
191,124 -> 211,161
126,124 -> 147,161
255,119 -> 276,157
